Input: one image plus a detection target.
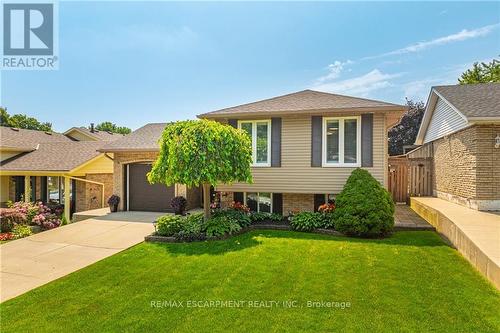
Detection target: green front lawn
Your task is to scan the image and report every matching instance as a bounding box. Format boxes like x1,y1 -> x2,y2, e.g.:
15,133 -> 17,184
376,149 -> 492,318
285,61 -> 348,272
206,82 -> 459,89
1,231 -> 499,332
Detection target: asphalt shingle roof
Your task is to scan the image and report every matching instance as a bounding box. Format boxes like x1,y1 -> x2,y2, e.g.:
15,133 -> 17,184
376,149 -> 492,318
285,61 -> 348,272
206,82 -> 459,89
199,89 -> 404,117
0,127 -> 73,150
0,141 -> 104,171
433,83 -> 500,119
99,123 -> 167,152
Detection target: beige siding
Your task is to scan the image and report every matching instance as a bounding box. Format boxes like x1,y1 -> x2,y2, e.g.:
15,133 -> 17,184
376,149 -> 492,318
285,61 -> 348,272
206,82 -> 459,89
216,113 -> 386,194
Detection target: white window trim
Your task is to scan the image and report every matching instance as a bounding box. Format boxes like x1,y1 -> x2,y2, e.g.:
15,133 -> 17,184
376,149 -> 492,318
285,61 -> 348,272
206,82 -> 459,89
322,116 -> 361,167
237,119 -> 271,167
244,192 -> 273,213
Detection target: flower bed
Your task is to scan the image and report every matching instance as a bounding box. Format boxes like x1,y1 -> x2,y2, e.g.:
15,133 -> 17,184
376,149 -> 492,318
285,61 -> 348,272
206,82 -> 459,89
0,201 -> 65,241
146,168 -> 396,243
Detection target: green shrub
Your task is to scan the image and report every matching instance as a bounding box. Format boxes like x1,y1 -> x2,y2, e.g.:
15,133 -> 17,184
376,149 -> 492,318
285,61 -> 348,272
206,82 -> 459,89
333,168 -> 394,237
204,215 -> 241,238
268,213 -> 284,223
212,209 -> 251,228
156,215 -> 184,236
12,224 -> 32,239
250,212 -> 284,223
318,213 -> 335,229
175,213 -> 206,241
289,212 -> 326,232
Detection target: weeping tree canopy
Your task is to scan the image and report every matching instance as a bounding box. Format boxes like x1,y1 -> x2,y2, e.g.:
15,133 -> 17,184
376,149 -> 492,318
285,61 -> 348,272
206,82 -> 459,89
148,120 -> 253,217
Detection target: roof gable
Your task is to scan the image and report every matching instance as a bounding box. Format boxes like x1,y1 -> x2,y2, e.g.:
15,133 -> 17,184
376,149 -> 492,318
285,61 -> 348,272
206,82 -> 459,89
64,127 -> 125,141
199,89 -> 404,117
415,83 -> 500,144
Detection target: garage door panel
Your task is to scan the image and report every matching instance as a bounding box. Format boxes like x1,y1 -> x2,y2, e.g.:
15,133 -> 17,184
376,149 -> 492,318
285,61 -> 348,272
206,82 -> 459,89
128,164 -> 174,212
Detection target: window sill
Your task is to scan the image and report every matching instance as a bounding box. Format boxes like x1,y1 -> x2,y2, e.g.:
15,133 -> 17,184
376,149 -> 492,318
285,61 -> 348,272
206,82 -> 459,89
251,164 -> 271,168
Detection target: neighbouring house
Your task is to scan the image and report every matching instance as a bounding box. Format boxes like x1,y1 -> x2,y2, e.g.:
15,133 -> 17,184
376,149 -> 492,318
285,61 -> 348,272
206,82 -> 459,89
410,83 -> 500,211
0,126 -> 123,220
99,124 -> 201,212
197,89 -> 405,214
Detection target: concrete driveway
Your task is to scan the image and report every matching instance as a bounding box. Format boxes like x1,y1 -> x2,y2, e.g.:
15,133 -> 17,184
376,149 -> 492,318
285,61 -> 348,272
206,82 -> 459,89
0,212 -> 161,302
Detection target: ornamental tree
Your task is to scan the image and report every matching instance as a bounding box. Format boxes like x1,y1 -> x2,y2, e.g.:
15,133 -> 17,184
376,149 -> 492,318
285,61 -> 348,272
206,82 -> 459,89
148,119 -> 253,219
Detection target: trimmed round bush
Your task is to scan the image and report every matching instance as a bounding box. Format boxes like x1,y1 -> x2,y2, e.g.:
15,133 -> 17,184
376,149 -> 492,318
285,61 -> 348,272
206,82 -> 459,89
156,215 -> 184,236
333,168 -> 394,237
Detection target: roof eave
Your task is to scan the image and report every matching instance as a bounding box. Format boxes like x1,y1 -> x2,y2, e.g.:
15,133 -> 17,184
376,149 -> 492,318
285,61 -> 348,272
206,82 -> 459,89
97,148 -> 160,153
468,117 -> 500,123
198,105 -> 406,119
0,146 -> 35,152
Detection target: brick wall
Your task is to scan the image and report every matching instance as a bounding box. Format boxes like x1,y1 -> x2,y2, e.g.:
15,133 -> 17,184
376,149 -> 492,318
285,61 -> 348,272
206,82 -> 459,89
75,177 -> 86,212
430,124 -> 500,209
113,152 -> 159,210
74,173 -> 113,212
219,191 -> 234,209
432,126 -> 477,199
283,193 -> 314,214
476,125 -> 500,201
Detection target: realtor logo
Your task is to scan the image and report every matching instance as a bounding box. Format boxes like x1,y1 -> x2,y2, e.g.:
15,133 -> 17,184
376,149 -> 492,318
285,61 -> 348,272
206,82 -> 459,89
1,1 -> 58,70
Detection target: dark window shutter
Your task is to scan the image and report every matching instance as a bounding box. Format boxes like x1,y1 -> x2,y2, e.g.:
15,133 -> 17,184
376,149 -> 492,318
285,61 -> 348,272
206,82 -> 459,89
233,192 -> 244,204
314,194 -> 325,212
228,119 -> 238,128
41,177 -> 48,203
361,114 -> 373,167
272,193 -> 283,215
311,116 -> 322,167
271,118 -> 281,167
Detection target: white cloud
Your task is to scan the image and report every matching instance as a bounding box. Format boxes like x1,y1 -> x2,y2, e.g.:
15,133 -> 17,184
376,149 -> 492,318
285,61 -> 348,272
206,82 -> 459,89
312,69 -> 402,96
315,60 -> 353,83
364,23 -> 499,60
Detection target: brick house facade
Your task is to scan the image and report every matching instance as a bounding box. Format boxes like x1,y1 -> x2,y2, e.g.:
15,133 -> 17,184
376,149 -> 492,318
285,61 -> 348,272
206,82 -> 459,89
413,84 -> 500,211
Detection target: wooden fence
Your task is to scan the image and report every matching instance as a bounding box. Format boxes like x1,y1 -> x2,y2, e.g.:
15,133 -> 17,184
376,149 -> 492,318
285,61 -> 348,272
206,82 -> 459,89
388,156 -> 433,203
388,156 -> 408,203
408,158 -> 433,197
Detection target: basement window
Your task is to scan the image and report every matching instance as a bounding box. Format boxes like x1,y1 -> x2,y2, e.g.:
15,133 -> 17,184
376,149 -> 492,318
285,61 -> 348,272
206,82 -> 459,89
245,192 -> 272,213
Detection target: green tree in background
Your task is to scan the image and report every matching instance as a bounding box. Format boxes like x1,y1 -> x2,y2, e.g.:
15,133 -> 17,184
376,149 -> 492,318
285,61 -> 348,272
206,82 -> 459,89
458,58 -> 500,84
0,107 -> 52,131
94,121 -> 131,134
148,119 -> 253,219
388,99 -> 425,156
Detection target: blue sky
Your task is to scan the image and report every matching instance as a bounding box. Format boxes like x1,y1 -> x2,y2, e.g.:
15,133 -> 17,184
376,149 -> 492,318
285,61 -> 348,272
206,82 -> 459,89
1,1 -> 499,131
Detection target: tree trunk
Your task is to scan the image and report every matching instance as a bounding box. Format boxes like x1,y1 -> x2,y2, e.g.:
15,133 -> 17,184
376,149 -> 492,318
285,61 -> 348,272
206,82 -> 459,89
202,183 -> 211,220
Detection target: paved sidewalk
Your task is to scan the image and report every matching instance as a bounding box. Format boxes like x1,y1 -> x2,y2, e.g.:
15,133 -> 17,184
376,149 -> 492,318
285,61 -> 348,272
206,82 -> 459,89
411,197 -> 500,289
0,213 -> 159,302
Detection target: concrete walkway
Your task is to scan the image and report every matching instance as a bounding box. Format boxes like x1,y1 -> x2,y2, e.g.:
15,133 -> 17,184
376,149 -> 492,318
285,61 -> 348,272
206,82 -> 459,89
394,204 -> 434,230
0,212 -> 161,302
411,197 -> 500,289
